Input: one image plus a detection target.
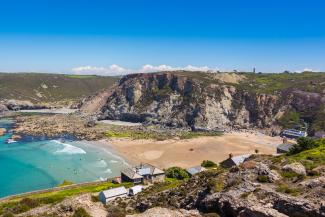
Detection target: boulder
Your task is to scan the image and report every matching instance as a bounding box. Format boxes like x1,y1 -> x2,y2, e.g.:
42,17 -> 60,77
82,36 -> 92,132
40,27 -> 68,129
255,162 -> 281,182
5,99 -> 34,110
0,104 -> 8,113
299,177 -> 325,188
282,162 -> 306,176
0,128 -> 7,136
11,134 -> 22,141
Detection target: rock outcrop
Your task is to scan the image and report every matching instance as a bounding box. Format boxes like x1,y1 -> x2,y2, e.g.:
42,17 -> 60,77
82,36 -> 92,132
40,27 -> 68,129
80,73 -> 281,131
3,99 -> 47,111
80,72 -> 325,133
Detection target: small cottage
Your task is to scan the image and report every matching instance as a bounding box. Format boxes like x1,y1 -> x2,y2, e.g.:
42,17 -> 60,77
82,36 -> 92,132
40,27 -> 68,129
220,154 -> 251,168
121,163 -> 165,184
99,186 -> 127,204
277,143 -> 293,153
128,185 -> 143,196
186,166 -> 207,176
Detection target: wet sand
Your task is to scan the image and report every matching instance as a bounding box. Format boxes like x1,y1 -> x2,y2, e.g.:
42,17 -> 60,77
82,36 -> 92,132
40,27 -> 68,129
97,131 -> 283,169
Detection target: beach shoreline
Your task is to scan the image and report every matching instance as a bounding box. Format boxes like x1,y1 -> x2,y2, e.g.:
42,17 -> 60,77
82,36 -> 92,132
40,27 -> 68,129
89,131 -> 283,169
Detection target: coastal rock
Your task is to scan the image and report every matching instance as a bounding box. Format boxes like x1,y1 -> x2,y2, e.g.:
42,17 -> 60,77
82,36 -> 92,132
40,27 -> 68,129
282,162 -> 306,176
254,162 -> 281,182
127,207 -> 202,217
11,134 -> 22,141
299,177 -> 325,188
0,104 -> 9,113
4,99 -> 48,111
0,128 -> 7,136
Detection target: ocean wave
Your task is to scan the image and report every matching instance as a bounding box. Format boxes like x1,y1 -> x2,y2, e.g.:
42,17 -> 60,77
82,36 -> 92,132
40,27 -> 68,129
52,140 -> 86,155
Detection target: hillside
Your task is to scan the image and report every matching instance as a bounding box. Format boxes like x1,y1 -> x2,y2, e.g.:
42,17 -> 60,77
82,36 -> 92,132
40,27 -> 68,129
0,73 -> 119,105
0,139 -> 324,217
81,71 -> 325,135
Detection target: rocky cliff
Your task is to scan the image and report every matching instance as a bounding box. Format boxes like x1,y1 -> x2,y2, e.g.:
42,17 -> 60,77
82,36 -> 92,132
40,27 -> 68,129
81,71 -> 325,134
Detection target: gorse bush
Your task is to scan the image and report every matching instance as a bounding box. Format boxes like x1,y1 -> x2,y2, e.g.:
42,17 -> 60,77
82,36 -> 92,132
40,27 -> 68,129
165,167 -> 189,180
288,137 -> 319,155
72,207 -> 91,217
201,160 -> 218,168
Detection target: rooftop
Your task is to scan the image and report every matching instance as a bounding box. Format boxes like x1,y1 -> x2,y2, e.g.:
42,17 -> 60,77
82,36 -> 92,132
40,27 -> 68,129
101,186 -> 127,198
186,166 -> 206,175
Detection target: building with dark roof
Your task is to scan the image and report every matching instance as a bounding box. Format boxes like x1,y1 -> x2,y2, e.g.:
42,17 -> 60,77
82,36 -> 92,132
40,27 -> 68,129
186,166 -> 207,176
121,163 -> 165,184
277,143 -> 293,153
220,154 -> 251,168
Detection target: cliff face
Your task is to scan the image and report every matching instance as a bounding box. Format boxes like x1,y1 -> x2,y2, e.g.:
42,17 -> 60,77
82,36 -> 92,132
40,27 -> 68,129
81,72 -> 325,132
81,73 -> 279,131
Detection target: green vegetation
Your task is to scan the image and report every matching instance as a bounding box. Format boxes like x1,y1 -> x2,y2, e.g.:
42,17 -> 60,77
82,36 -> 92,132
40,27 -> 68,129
139,178 -> 182,196
276,183 -> 302,196
178,131 -> 222,140
165,167 -> 190,180
72,207 -> 91,217
58,180 -> 74,187
201,160 -> 218,168
105,129 -> 222,141
278,110 -> 301,129
280,171 -> 304,180
0,73 -> 118,104
273,138 -> 325,170
288,137 -> 319,155
0,182 -> 132,215
236,71 -> 325,94
256,175 -> 270,183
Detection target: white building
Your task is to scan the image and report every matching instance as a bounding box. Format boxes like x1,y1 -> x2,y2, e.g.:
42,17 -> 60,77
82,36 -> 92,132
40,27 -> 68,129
128,185 -> 143,196
99,186 -> 127,204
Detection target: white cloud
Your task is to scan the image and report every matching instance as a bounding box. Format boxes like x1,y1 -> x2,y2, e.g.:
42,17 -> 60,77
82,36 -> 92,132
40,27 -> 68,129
71,64 -> 219,76
294,68 -> 320,73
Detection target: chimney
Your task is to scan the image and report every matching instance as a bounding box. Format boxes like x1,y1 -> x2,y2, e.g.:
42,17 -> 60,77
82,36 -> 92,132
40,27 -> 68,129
229,153 -> 233,159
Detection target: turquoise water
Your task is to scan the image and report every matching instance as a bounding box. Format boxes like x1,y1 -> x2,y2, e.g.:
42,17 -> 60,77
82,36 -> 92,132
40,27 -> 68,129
0,119 -> 127,198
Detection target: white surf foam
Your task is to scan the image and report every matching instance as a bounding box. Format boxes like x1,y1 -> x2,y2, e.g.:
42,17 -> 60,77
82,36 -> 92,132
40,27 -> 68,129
109,160 -> 118,164
104,168 -> 112,174
52,140 -> 86,155
96,159 -> 107,167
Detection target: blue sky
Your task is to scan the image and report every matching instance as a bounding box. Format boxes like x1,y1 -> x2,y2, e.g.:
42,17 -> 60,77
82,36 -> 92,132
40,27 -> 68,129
0,0 -> 325,74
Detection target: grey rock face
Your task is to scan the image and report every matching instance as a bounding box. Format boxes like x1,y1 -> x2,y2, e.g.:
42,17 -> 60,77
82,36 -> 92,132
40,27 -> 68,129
282,162 -> 307,176
84,72 -> 286,131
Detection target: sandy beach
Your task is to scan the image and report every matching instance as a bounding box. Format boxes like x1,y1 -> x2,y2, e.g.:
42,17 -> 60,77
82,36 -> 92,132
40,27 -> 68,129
97,131 -> 283,169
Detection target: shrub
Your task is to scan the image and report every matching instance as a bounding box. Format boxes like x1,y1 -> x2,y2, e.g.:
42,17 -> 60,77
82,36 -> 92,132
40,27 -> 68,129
107,206 -> 126,217
257,175 -> 270,183
201,160 -> 218,168
1,212 -> 14,217
165,167 -> 189,180
276,183 -> 301,196
288,137 -> 318,155
72,207 -> 91,217
20,198 -> 40,209
58,180 -> 74,187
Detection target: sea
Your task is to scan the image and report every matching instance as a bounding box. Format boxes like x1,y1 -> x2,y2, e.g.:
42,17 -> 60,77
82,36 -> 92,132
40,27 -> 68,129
0,118 -> 127,198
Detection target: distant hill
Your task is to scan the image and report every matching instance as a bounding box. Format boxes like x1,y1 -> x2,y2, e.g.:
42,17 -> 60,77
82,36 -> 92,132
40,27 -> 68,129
0,73 -> 119,105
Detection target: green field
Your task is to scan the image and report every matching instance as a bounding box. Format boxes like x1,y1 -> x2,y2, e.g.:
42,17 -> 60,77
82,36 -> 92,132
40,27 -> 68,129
0,181 -> 132,215
0,73 -> 119,104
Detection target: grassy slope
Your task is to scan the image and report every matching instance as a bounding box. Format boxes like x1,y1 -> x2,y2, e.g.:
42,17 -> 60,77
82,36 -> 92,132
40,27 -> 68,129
236,71 -> 325,94
272,139 -> 325,170
0,73 -> 119,104
0,182 -> 132,215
